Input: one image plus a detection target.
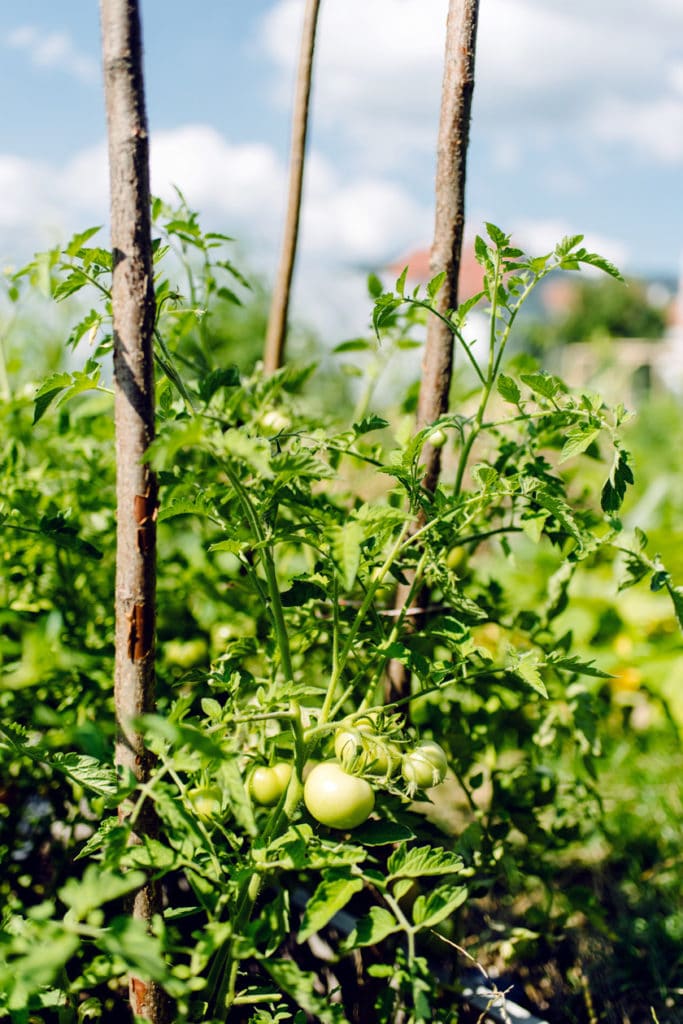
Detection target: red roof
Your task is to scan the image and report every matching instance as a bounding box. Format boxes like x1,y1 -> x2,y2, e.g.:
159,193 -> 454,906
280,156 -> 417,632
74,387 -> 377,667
385,240 -> 485,302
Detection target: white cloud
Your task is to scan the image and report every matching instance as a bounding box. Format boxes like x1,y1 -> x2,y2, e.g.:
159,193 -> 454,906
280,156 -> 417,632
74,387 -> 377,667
261,0 -> 446,167
590,94 -> 683,163
260,0 -> 683,169
6,25 -> 98,84
0,124 -> 431,341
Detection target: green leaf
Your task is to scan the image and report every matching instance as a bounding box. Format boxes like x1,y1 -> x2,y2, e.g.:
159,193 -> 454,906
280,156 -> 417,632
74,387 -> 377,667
559,425 -> 601,463
49,752 -> 120,801
665,582 -> 683,633
508,649 -> 548,698
412,883 -> 467,929
367,272 -> 383,298
333,337 -> 373,354
280,580 -> 327,607
372,293 -> 403,338
520,371 -> 564,400
138,714 -> 226,760
263,960 -> 349,1023
395,266 -> 408,297
98,915 -> 171,983
1,926 -> 80,993
387,845 -> 463,881
349,820 -> 414,846
531,486 -> 583,546
487,223 -> 510,247
65,225 -> 102,256
554,233 -> 584,258
550,655 -> 612,679
474,234 -> 489,266
497,374 -> 521,404
572,248 -> 624,282
353,415 -> 389,435
219,756 -> 257,837
198,366 -> 240,403
216,285 -> 242,306
158,491 -> 216,522
426,270 -> 447,300
344,906 -> 401,950
59,865 -> 146,920
601,446 -> 634,513
452,291 -> 485,325
75,817 -> 127,860
520,512 -> 548,544
122,836 -> 179,873
297,871 -> 364,943
331,520 -> 365,591
33,373 -> 72,424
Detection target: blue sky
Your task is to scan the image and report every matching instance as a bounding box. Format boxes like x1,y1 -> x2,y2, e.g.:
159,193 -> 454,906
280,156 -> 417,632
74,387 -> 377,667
1,1 -> 682,339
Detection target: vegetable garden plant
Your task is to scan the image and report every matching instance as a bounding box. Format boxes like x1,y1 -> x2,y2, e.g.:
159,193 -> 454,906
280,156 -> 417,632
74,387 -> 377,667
4,201 -> 680,1024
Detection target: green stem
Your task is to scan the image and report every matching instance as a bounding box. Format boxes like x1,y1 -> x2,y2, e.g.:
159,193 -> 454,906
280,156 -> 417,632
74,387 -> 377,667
222,460 -> 294,683
363,547 -> 430,705
409,299 -> 486,386
0,324 -> 12,401
384,889 -> 416,966
319,521 -> 410,724
209,712 -> 305,1016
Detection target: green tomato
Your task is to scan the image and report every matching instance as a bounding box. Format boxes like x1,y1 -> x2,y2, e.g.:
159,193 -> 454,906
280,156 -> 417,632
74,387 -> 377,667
249,763 -> 292,806
334,727 -> 366,769
304,762 -> 375,829
187,785 -> 222,820
402,741 -> 448,790
165,638 -> 208,669
364,740 -> 401,777
260,409 -> 291,433
446,546 -> 467,571
429,427 -> 448,449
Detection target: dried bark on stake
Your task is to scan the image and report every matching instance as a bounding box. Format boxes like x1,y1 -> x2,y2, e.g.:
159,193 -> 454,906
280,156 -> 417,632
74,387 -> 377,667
100,1 -> 169,1019
386,0 -> 480,706
263,0 -> 321,375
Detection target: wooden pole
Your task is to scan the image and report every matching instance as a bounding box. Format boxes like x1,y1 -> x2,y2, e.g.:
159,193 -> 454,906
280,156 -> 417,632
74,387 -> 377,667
386,0 -> 480,706
100,2 -> 169,1018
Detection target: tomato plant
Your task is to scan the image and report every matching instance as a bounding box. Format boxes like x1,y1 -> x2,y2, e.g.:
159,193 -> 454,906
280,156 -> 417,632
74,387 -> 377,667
1,206 -> 681,1024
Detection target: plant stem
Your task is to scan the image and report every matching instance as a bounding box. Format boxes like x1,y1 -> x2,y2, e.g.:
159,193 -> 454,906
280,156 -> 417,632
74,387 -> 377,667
0,324 -> 12,401
319,521 -> 410,724
222,460 -> 294,682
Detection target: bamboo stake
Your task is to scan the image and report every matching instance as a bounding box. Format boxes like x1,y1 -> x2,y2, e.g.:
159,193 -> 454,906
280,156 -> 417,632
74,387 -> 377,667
263,0 -> 321,375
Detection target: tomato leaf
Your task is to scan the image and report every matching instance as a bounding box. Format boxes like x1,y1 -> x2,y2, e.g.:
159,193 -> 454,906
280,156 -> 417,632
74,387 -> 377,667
297,871 -> 364,943
343,906 -> 402,950
601,446 -> 634,512
497,374 -> 521,405
387,845 -> 463,881
559,425 -> 601,463
263,960 -> 349,1022
412,882 -> 468,929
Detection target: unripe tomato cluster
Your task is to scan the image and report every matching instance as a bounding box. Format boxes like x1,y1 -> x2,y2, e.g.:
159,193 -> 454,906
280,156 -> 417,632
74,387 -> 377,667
301,722 -> 448,830
242,722 -> 448,833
